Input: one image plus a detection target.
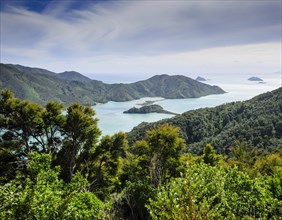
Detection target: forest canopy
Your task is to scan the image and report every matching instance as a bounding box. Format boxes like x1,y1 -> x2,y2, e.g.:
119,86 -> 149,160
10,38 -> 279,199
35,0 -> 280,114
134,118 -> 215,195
0,89 -> 281,219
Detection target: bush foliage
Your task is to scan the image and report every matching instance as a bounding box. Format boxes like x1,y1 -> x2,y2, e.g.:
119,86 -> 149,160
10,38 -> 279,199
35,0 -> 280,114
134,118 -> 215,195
1,89 -> 282,219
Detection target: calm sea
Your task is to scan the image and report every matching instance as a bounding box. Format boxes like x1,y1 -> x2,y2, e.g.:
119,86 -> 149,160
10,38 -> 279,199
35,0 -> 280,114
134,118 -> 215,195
93,72 -> 281,136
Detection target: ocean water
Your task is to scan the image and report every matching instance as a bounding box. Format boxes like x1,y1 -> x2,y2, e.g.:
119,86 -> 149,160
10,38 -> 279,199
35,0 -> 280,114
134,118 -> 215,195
93,72 -> 281,136
93,97 -> 173,136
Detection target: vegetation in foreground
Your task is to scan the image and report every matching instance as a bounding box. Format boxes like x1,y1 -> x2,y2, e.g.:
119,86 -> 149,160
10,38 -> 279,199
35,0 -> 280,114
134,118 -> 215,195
0,89 -> 281,219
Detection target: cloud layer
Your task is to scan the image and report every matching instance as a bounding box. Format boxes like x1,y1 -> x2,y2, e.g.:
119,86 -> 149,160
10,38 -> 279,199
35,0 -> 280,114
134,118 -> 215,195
1,0 -> 281,76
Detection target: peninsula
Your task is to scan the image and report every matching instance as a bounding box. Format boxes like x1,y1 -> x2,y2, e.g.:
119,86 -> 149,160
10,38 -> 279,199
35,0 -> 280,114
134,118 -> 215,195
0,63 -> 225,106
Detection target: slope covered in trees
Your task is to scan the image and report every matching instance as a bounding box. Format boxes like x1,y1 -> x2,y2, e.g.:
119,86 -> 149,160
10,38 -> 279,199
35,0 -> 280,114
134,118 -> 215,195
1,89 -> 281,219
0,63 -> 225,106
128,87 -> 282,155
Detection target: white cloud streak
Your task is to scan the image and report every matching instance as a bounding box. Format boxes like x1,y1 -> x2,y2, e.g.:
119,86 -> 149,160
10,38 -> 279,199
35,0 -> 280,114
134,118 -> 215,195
0,0 -> 281,76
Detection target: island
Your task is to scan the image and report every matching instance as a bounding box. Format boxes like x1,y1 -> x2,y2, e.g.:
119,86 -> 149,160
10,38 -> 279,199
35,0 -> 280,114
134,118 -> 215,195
248,77 -> 263,82
124,104 -> 178,115
195,76 -> 207,81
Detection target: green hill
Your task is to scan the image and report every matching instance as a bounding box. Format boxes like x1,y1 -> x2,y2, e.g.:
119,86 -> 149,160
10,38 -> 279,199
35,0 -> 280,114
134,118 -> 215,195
131,74 -> 224,99
0,63 -> 225,106
127,87 -> 282,155
0,64 -> 108,106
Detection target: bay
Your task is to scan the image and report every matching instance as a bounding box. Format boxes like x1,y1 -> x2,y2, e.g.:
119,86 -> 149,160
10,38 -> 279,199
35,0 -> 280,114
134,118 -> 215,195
93,73 -> 281,136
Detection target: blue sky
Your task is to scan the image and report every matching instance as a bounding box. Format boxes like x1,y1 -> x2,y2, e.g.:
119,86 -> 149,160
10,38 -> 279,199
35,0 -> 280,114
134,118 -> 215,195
0,0 -> 281,79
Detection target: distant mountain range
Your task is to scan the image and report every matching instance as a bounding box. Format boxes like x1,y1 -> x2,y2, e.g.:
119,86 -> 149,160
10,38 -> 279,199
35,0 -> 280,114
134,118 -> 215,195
0,63 -> 225,106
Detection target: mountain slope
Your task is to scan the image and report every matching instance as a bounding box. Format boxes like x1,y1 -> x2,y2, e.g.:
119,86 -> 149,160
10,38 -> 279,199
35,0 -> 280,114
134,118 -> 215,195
58,71 -> 91,81
0,64 -> 107,105
127,87 -> 282,155
5,64 -> 57,77
0,63 -> 225,106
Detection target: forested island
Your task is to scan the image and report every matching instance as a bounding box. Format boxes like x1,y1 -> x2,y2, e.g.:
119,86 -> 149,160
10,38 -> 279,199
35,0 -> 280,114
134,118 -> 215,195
124,104 -> 177,115
0,88 -> 281,219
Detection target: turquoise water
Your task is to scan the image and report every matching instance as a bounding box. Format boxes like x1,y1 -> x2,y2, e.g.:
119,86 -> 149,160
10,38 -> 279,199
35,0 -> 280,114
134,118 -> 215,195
93,97 -> 173,135
93,73 -> 281,136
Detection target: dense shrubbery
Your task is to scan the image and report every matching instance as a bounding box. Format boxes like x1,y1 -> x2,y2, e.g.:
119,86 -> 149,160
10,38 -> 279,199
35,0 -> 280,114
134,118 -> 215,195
1,89 -> 282,219
0,152 -> 106,219
147,163 -> 281,219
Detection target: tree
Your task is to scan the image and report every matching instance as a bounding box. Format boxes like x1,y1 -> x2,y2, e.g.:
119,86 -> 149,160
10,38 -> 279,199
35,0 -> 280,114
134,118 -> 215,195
40,101 -> 65,153
143,124 -> 185,187
202,144 -> 219,166
56,102 -> 101,182
0,89 -> 45,181
0,90 -> 103,184
83,132 -> 128,197
121,180 -> 155,220
254,153 -> 282,175
111,124 -> 185,219
228,140 -> 260,173
0,89 -> 44,155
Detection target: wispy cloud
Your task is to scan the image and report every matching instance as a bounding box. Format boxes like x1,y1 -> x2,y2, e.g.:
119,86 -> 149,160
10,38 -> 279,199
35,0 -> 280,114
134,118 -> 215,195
0,0 -> 281,75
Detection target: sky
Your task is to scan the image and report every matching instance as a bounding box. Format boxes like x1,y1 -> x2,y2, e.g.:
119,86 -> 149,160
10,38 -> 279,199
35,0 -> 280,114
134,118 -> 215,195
0,0 -> 281,80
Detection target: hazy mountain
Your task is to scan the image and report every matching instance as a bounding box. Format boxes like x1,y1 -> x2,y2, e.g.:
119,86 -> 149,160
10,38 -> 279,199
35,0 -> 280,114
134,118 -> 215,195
195,76 -> 207,81
0,63 -> 225,106
248,77 -> 263,81
127,87 -> 282,155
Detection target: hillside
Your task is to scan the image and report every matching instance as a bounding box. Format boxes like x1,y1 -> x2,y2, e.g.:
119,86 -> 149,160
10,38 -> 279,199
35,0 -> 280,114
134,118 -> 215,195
0,63 -> 225,106
0,64 -> 109,106
130,74 -> 224,99
127,87 -> 282,155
